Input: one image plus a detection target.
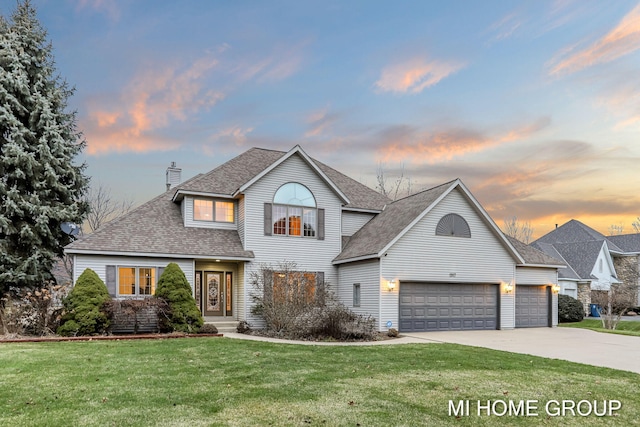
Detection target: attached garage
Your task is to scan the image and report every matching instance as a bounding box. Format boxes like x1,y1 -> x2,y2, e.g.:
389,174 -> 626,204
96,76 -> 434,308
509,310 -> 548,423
515,285 -> 550,328
399,282 -> 498,332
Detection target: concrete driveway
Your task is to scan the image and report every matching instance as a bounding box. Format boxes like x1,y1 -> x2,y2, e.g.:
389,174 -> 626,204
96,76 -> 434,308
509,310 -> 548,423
403,328 -> 640,374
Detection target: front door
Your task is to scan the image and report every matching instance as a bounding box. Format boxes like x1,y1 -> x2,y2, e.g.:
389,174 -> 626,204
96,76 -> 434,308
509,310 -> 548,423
204,272 -> 223,316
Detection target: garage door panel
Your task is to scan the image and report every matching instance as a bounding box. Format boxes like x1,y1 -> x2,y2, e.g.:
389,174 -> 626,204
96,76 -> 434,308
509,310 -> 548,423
400,282 -> 498,332
516,286 -> 549,328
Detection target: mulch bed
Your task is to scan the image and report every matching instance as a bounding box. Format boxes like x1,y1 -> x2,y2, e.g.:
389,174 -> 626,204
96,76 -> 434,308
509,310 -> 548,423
0,333 -> 223,344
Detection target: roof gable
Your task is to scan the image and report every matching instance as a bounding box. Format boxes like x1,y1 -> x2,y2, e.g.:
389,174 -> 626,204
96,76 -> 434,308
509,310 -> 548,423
334,179 -> 525,264
236,145 -> 350,205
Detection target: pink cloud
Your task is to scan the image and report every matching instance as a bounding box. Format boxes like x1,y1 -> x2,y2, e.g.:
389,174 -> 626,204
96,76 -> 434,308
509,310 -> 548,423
375,56 -> 464,94
375,117 -> 551,163
549,3 -> 640,75
84,55 -> 223,155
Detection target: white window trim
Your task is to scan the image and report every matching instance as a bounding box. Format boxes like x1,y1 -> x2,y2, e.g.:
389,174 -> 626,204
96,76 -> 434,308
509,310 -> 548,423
193,198 -> 235,224
272,204 -> 317,238
117,266 -> 157,298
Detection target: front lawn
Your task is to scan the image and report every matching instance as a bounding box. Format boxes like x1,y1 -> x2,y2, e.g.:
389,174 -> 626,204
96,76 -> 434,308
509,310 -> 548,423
0,337 -> 638,426
560,319 -> 640,337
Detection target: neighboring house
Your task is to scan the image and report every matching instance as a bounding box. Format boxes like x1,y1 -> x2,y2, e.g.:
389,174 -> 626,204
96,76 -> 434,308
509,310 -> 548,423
532,220 -> 640,312
65,145 -> 562,332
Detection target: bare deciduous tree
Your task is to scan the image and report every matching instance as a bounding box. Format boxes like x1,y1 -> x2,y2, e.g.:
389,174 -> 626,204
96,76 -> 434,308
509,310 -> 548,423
632,217 -> 640,233
502,216 -> 534,244
608,223 -> 625,236
591,280 -> 638,330
376,162 -> 414,200
84,183 -> 134,233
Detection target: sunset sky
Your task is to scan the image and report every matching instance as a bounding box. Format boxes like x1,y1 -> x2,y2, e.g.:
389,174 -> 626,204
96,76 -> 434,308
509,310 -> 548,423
6,0 -> 640,239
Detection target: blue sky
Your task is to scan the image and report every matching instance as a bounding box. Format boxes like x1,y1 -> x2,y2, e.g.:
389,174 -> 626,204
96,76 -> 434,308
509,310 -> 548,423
5,0 -> 640,237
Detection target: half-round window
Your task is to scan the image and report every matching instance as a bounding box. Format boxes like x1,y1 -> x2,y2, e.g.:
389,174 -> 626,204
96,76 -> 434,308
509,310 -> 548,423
273,183 -> 316,207
272,183 -> 317,237
436,213 -> 471,238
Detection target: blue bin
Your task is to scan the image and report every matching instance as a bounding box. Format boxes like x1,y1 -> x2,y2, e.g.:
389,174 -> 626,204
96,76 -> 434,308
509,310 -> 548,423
590,304 -> 601,317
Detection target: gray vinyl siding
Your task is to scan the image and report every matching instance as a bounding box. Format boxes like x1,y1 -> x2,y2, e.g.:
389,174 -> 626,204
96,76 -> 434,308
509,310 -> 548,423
337,259 -> 380,320
516,267 -> 557,285
183,195 -> 238,230
341,211 -> 375,236
73,255 -> 194,294
551,292 -> 558,326
241,153 -> 342,326
501,292 -> 515,329
380,188 -> 516,331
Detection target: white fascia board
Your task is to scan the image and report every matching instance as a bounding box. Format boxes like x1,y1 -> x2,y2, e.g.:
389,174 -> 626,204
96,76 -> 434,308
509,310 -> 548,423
342,207 -> 382,214
332,254 -> 379,265
234,145 -> 351,205
172,190 -> 235,203
65,249 -> 254,261
516,263 -> 566,269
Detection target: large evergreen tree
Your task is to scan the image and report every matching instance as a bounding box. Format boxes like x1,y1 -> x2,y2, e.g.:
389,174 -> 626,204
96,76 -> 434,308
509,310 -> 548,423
0,1 -> 88,290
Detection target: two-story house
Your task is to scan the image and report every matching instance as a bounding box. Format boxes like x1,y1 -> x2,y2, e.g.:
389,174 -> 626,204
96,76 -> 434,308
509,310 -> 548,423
65,145 -> 562,332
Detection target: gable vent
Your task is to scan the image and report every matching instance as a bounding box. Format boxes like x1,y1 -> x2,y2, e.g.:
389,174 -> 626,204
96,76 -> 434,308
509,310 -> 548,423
436,213 -> 471,238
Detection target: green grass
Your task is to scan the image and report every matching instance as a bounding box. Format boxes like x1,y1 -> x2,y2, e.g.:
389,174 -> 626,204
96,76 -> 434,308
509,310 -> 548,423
0,337 -> 638,426
560,319 -> 640,337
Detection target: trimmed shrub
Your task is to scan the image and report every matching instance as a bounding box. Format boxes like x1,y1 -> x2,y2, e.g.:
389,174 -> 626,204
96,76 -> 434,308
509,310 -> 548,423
57,269 -> 111,336
558,294 -> 584,323
199,323 -> 218,334
155,263 -> 203,333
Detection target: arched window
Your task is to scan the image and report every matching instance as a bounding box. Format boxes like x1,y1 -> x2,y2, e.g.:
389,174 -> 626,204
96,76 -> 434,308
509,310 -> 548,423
436,213 -> 471,238
272,183 -> 317,237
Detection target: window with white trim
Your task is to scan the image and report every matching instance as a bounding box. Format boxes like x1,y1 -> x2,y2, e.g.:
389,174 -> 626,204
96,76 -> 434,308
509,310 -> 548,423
272,183 -> 317,237
353,283 -> 361,307
193,198 -> 234,223
118,267 -> 156,296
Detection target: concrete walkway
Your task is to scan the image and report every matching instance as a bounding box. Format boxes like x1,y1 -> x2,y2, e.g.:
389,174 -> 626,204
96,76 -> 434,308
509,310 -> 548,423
403,328 -> 640,374
224,328 -> 640,374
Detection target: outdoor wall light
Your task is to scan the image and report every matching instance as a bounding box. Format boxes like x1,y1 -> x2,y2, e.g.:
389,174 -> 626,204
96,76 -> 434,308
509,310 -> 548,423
387,281 -> 396,292
552,284 -> 560,294
504,282 -> 513,293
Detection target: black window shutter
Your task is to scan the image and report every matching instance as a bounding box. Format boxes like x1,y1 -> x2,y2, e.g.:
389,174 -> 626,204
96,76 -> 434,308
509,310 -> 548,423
106,265 -> 117,297
317,208 -> 325,240
264,203 -> 272,236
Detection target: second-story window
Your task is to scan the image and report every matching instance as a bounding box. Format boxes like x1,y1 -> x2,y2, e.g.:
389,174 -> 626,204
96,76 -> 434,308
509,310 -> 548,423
272,183 -> 316,237
194,198 -> 234,223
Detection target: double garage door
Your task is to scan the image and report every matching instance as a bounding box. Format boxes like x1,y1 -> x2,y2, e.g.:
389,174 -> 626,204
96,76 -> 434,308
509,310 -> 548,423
399,283 -> 550,332
399,283 -> 498,332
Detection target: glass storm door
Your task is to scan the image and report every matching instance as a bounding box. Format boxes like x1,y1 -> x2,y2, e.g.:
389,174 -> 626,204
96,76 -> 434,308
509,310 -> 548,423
204,272 -> 223,316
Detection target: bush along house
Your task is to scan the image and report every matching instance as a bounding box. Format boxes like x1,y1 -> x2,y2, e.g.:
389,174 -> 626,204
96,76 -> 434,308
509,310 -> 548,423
65,145 -> 563,332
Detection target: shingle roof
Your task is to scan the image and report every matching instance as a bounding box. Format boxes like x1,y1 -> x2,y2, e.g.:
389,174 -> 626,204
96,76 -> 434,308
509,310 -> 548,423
607,233 -> 640,253
66,177 -> 254,258
551,241 -> 604,280
534,219 -> 624,252
505,236 -> 564,266
67,146 -> 389,257
531,242 -> 580,280
177,147 -> 390,211
334,181 -> 454,262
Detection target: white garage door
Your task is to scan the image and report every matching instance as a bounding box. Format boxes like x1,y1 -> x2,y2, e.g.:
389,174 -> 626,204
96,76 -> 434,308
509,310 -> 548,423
515,285 -> 549,328
399,283 -> 498,332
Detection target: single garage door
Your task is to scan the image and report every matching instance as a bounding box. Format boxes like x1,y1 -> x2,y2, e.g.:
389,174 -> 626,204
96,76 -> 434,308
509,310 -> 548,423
515,285 -> 549,328
399,283 -> 498,332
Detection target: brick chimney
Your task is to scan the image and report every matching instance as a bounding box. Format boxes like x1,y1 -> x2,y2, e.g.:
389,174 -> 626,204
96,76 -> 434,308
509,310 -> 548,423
166,161 -> 181,190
